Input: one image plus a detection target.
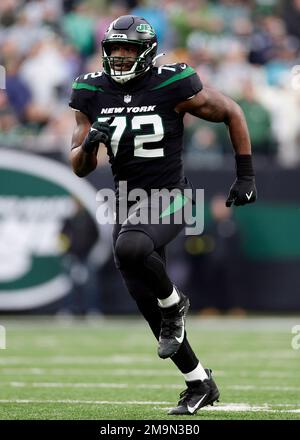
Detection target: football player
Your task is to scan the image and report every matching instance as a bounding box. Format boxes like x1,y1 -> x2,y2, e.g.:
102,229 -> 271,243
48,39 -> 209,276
69,15 -> 257,415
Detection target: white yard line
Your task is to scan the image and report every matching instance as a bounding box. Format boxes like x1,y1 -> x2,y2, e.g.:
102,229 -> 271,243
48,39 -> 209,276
231,385 -> 300,391
0,351 -> 299,366
0,355 -> 157,365
2,316 -> 300,331
5,381 -> 182,389
157,403 -> 300,413
0,399 -> 171,405
1,368 -> 296,379
0,368 -> 181,376
2,381 -> 300,393
0,399 -> 299,413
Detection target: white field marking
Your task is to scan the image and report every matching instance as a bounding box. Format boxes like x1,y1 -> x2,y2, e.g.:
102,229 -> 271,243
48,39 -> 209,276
0,399 -> 299,413
3,316 -> 300,330
1,368 -> 295,379
0,355 -> 156,365
241,371 -> 295,378
0,399 -> 172,405
4,382 -> 300,393
231,385 -> 300,392
4,351 -> 297,362
0,368 -> 181,377
187,317 -> 300,331
207,351 -> 299,360
6,381 -> 182,389
1,368 -> 46,375
156,403 -> 300,413
3,351 -> 297,365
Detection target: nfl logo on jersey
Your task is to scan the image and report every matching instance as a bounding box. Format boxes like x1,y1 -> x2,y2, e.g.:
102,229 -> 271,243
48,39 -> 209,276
124,95 -> 132,103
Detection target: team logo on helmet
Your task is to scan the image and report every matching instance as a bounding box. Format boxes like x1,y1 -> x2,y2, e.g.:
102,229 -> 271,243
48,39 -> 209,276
136,24 -> 155,37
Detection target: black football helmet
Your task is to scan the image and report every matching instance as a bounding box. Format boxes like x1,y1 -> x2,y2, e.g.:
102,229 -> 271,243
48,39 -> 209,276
102,15 -> 157,84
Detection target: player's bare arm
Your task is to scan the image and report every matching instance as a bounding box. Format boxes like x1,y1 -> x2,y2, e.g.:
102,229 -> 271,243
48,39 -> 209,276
175,87 -> 252,156
70,111 -> 112,177
176,87 -> 257,207
70,111 -> 95,177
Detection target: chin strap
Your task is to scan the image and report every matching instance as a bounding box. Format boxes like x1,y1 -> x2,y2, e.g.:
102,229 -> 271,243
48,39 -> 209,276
153,52 -> 166,65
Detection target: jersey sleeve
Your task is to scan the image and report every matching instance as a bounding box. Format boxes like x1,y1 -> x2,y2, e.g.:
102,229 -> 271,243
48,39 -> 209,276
152,64 -> 203,106
68,76 -> 90,117
172,64 -> 203,104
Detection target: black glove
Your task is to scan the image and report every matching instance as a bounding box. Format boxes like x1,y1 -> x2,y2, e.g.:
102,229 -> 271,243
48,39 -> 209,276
226,155 -> 257,207
82,118 -> 114,153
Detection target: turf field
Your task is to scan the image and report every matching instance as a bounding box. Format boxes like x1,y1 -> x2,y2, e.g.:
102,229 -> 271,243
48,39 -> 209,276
0,316 -> 299,420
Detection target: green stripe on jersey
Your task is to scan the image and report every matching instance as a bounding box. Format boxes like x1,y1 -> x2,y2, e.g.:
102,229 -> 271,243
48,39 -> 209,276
151,66 -> 196,90
160,193 -> 189,218
72,82 -> 104,92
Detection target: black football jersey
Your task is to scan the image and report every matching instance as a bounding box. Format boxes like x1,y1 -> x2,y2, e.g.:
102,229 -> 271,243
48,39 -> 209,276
69,63 -> 203,194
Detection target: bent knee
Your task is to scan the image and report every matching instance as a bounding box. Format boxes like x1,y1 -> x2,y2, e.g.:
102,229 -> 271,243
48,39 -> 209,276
114,230 -> 154,268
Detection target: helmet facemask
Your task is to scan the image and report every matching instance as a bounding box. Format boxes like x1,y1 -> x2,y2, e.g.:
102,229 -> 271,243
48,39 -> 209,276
102,41 -> 157,84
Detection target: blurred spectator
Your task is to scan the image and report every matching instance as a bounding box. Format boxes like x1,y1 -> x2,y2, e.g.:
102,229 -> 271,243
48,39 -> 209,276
2,10 -> 52,56
59,197 -> 102,315
5,55 -> 50,126
256,76 -> 300,167
248,15 -> 299,68
19,38 -> 71,110
131,0 -> 173,51
22,0 -> 62,30
169,0 -> 224,48
0,90 -> 22,147
237,79 -> 275,157
213,39 -> 265,98
211,0 -> 252,35
33,110 -> 75,157
283,0 -> 300,41
184,120 -> 223,168
94,1 -> 130,50
62,0 -> 96,57
0,0 -> 299,167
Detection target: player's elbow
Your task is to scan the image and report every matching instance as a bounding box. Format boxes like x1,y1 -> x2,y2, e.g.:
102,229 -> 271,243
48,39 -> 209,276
70,159 -> 94,178
225,100 -> 245,126
72,167 -> 88,178
70,155 -> 85,178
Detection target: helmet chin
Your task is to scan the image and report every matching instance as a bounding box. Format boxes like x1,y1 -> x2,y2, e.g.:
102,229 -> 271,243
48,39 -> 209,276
111,70 -> 137,84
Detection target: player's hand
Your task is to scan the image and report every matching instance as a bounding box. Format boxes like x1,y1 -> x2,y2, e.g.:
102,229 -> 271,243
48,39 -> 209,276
226,176 -> 257,207
82,118 -> 114,153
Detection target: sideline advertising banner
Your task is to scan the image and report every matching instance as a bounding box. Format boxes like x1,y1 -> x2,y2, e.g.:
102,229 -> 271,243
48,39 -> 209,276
0,149 -> 111,311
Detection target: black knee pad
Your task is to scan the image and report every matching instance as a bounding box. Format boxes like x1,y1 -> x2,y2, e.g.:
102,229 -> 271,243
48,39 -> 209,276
114,230 -> 154,269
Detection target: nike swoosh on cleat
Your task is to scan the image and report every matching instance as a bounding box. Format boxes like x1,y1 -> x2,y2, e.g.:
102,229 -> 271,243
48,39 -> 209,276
175,317 -> 185,343
187,394 -> 207,414
246,191 -> 253,200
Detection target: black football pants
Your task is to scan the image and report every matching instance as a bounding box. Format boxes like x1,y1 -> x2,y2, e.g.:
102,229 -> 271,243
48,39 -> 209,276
112,191 -> 199,373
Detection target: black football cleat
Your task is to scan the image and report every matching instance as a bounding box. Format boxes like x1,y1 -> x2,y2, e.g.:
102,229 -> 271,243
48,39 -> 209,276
168,368 -> 220,415
158,291 -> 190,359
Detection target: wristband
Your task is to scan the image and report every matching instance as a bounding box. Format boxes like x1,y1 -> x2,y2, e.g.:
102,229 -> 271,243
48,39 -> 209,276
235,154 -> 254,177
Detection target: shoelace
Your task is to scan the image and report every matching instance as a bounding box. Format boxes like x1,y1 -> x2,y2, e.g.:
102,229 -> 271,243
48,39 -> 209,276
178,388 -> 196,405
160,318 -> 180,338
178,384 -> 207,405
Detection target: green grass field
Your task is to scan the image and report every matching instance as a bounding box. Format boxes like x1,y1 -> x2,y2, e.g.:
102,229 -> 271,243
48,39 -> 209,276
0,316 -> 300,420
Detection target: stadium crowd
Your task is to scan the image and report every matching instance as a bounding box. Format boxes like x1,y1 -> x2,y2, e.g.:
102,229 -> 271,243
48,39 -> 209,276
1,0 -> 300,167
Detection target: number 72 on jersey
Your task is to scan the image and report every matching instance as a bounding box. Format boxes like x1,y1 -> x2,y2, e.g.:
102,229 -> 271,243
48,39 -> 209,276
97,115 -> 164,158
